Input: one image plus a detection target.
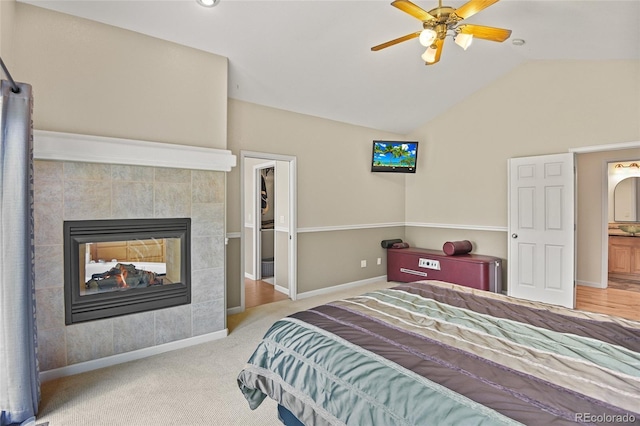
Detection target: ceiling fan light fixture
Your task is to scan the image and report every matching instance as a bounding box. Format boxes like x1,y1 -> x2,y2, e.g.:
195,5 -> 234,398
421,45 -> 438,63
454,33 -> 473,50
197,0 -> 220,7
419,29 -> 437,47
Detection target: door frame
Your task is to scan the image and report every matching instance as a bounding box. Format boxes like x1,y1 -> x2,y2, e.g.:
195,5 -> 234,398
240,150 -> 297,311
569,140 -> 640,289
601,155 -> 640,288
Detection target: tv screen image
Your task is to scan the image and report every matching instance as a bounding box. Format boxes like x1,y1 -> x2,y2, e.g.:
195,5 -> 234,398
371,141 -> 418,173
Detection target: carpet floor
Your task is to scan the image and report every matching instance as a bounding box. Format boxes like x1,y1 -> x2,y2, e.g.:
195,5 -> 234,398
35,280 -> 393,425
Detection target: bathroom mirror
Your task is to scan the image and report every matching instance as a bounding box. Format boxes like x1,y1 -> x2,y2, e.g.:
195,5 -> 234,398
614,177 -> 640,222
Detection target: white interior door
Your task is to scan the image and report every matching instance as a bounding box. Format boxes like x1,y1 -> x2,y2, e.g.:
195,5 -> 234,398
508,153 -> 576,308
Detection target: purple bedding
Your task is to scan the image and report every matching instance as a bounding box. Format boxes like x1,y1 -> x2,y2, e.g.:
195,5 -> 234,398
238,281 -> 640,425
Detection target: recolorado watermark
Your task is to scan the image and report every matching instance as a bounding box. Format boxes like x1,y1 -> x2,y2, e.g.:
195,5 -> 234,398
575,413 -> 636,423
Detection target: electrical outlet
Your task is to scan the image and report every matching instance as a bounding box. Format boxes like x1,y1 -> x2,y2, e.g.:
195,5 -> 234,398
377,257 -> 381,265
419,258 -> 440,270
361,260 -> 367,268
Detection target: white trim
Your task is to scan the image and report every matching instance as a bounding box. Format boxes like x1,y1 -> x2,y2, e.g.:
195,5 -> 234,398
233,222 -> 508,235
570,140 -> 640,154
240,151 -> 298,312
296,275 -> 387,300
226,276 -> 387,313
39,329 -> 228,382
227,306 -> 243,315
405,222 -> 508,232
576,279 -> 603,288
275,284 -> 289,295
33,130 -> 237,172
298,222 -> 405,233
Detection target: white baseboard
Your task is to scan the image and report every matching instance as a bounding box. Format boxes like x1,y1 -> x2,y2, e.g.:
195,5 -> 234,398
39,329 -> 228,382
297,275 -> 388,300
244,272 -> 256,280
577,279 -> 606,289
227,306 -> 243,315
275,284 -> 288,295
227,275 -> 388,313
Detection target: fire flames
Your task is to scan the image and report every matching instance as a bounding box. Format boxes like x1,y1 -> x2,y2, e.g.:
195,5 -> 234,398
116,264 -> 129,288
86,263 -> 163,291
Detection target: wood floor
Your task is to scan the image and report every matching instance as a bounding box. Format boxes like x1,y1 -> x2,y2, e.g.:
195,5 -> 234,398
245,276 -> 640,321
244,278 -> 288,308
576,277 -> 640,321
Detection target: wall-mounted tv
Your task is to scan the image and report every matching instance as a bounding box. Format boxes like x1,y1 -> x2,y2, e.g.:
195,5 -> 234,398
371,140 -> 418,173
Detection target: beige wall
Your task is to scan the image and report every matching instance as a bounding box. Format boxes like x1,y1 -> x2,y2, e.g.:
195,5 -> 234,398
11,2 -> 640,308
8,3 -> 232,368
11,3 -> 227,148
0,0 -> 15,61
227,100 -> 406,299
406,60 -> 640,290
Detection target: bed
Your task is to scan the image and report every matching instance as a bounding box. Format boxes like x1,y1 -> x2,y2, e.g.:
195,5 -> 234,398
237,281 -> 640,425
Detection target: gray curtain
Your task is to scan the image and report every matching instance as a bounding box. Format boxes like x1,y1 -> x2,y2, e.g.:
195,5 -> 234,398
0,80 -> 39,425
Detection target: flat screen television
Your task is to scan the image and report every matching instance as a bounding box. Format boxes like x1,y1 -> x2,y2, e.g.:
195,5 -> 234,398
371,140 -> 418,173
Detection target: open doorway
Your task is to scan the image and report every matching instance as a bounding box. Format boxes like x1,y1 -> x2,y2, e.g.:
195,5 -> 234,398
240,151 -> 297,311
605,159 -> 640,290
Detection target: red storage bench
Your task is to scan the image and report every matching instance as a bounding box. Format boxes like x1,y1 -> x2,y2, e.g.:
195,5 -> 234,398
387,247 -> 502,293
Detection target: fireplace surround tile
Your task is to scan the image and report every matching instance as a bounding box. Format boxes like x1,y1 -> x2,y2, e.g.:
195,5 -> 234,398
191,202 -> 224,237
34,159 -> 227,373
112,182 -> 154,218
64,162 -> 112,181
37,328 -> 67,371
35,244 -> 64,289
35,203 -> 63,246
191,267 -> 224,304
192,299 -> 225,336
154,304 -> 192,345
192,169 -> 224,203
192,236 -> 224,270
66,319 -> 115,365
113,312 -> 156,354
111,164 -> 154,182
35,287 -> 65,331
63,179 -> 112,220
154,167 -> 191,183
154,182 -> 191,218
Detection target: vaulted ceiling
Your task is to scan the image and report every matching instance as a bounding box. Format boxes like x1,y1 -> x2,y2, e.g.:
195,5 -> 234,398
20,0 -> 640,134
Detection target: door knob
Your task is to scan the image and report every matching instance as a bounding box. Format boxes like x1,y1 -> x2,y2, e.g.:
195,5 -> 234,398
511,233 -> 518,239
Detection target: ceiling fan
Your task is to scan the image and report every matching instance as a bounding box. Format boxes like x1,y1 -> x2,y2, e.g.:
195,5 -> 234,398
372,0 -> 512,65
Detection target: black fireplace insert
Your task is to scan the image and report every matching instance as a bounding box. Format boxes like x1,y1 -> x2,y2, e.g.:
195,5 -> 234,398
64,218 -> 191,324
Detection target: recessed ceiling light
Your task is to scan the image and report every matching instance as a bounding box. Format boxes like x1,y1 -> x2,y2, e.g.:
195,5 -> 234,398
512,39 -> 525,46
197,0 -> 220,7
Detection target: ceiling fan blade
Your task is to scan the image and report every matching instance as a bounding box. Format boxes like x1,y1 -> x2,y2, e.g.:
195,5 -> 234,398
371,31 -> 421,51
391,0 -> 436,22
425,38 -> 444,65
459,24 -> 512,42
454,0 -> 500,20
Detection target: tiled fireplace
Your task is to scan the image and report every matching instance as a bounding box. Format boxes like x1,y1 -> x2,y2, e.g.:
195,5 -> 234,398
33,131 -> 235,376
63,218 -> 191,324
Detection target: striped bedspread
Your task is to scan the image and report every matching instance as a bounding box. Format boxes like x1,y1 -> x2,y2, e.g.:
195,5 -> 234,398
237,281 -> 640,425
